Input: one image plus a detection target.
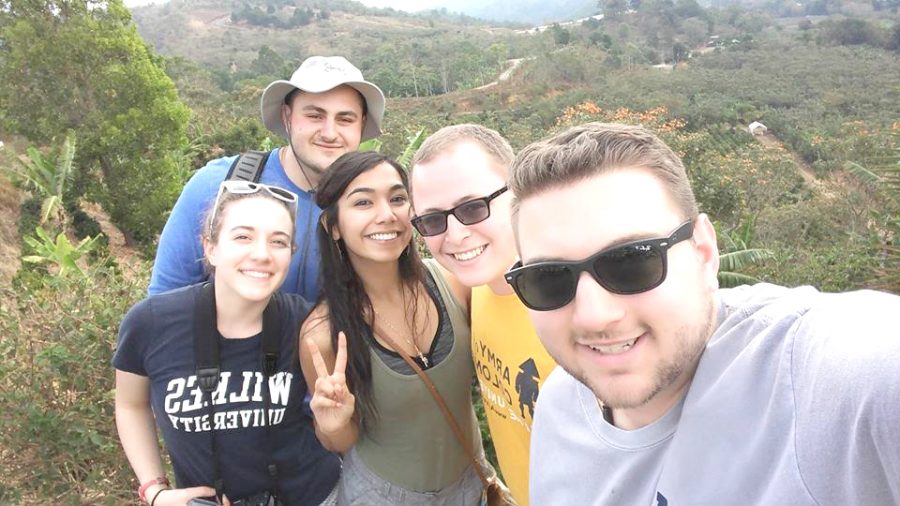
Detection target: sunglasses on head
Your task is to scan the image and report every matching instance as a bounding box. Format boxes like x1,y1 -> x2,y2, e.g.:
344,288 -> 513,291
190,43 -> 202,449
505,220 -> 695,311
411,186 -> 508,237
209,181 -> 299,235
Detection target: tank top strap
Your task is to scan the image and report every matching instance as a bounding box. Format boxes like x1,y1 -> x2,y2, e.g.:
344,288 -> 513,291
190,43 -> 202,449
422,258 -> 467,332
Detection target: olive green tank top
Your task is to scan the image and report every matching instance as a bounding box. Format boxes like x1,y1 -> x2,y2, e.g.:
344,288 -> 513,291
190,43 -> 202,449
354,259 -> 483,492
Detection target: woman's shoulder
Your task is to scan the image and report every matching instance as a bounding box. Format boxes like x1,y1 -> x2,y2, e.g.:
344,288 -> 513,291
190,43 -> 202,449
422,258 -> 470,314
135,283 -> 204,318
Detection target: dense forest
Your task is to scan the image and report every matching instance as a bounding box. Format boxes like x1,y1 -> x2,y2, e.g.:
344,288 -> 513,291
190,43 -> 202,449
0,0 -> 897,502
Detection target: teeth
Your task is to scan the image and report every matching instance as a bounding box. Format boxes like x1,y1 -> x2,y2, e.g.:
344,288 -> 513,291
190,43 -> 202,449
452,245 -> 485,261
369,232 -> 398,241
589,338 -> 637,355
242,270 -> 272,279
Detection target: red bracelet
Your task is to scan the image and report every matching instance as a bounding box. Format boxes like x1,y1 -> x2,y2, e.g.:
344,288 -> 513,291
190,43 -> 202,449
138,477 -> 170,503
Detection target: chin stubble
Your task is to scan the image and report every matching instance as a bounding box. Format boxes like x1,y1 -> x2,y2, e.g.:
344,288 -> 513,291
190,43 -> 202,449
569,293 -> 716,411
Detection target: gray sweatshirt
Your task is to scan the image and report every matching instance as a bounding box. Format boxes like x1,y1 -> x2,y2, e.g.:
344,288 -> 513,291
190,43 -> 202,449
530,284 -> 900,505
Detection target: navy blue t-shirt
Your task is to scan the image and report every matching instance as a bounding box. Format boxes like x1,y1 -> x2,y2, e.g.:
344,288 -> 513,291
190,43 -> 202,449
113,284 -> 340,504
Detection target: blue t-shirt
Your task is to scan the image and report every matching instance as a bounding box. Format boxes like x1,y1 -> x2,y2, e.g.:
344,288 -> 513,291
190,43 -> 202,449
113,284 -> 340,504
149,149 -> 321,299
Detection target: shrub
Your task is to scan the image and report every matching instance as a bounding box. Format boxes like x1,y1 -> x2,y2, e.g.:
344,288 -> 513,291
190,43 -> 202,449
0,266 -> 147,503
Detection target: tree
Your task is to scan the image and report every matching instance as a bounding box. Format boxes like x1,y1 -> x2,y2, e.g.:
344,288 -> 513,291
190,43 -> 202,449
600,0 -> 629,18
0,0 -> 191,246
551,24 -> 571,46
672,41 -> 690,63
251,45 -> 287,78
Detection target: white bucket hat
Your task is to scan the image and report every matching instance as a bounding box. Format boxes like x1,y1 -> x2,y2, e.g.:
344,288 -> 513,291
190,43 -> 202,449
260,56 -> 385,141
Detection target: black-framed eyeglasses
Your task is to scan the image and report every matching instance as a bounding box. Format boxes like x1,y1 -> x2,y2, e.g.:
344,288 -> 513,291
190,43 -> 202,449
411,186 -> 508,237
208,181 -> 299,236
504,220 -> 694,311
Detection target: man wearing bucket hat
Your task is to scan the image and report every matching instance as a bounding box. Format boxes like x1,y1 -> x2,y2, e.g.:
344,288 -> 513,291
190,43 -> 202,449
149,56 -> 385,299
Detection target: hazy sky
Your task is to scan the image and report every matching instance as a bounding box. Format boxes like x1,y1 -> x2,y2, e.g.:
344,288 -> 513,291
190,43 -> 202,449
122,0 -> 444,11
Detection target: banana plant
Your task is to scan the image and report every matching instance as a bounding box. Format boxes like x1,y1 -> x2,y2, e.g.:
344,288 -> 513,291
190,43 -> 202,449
846,150 -> 900,293
7,134 -> 77,225
396,128 -> 428,169
717,218 -> 775,288
359,128 -> 429,170
22,226 -> 101,278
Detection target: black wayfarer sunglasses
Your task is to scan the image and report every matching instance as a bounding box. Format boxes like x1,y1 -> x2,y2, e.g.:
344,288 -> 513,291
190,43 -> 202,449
411,186 -> 508,237
505,220 -> 695,311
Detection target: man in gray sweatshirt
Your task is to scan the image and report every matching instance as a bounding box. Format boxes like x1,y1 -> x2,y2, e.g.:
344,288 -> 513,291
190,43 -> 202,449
504,122 -> 900,505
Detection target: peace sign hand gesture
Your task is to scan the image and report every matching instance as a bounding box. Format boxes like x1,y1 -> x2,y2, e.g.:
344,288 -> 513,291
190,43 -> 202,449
307,331 -> 355,435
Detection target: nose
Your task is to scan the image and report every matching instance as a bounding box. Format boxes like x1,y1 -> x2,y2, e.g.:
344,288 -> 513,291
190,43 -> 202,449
319,117 -> 337,140
375,200 -> 399,223
249,237 -> 272,261
569,272 -> 626,334
443,214 -> 471,243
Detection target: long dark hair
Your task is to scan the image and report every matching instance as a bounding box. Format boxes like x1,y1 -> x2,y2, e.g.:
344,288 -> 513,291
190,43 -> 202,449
313,151 -> 426,430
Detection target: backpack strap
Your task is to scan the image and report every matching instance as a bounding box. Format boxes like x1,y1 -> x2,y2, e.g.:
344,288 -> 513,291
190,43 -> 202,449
194,282 -> 284,499
260,296 -> 282,487
194,282 -> 220,393
225,150 -> 270,183
193,282 -> 224,499
262,298 -> 281,377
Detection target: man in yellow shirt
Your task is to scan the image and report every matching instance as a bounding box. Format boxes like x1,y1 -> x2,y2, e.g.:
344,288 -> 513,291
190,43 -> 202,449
410,125 -> 557,505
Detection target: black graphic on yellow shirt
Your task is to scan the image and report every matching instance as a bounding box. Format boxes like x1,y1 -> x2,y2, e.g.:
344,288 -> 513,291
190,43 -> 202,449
515,358 -> 540,419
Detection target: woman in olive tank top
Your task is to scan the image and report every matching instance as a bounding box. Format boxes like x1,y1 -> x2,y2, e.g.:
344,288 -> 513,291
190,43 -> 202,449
299,151 -> 495,505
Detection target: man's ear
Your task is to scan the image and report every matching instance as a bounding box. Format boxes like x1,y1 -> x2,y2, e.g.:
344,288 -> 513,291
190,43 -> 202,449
281,104 -> 292,132
692,213 -> 720,291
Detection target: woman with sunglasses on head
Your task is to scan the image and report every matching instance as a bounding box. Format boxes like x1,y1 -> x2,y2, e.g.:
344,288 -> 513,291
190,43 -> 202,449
299,151 -> 496,505
114,182 -> 340,506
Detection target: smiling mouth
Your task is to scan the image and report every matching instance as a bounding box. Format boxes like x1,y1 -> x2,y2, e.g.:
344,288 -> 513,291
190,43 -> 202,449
451,245 -> 486,262
587,337 -> 638,355
241,269 -> 273,279
368,232 -> 399,241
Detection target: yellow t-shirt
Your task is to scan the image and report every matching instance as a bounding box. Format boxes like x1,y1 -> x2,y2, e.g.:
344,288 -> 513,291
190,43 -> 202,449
471,285 -> 557,506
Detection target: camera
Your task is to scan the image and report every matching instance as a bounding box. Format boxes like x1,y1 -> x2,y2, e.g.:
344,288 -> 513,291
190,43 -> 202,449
187,491 -> 276,506
232,491 -> 277,506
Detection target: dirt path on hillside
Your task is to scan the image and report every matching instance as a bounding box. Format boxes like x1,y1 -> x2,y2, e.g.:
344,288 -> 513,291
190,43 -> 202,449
0,177 -> 22,287
475,58 -> 525,91
752,130 -> 818,184
80,201 -> 147,280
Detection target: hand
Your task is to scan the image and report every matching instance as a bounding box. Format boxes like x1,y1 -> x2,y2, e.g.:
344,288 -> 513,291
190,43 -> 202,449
147,485 -> 216,505
307,331 -> 355,434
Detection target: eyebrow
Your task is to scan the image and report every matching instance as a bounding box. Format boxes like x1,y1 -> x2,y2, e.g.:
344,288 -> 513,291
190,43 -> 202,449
524,231 -> 665,264
300,104 -> 360,118
419,193 -> 485,214
228,225 -> 292,237
346,183 -> 407,198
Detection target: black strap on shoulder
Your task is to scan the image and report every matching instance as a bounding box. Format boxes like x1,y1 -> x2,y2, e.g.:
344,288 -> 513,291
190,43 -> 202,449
194,282 -> 220,393
193,282 -> 224,498
225,150 -> 270,183
193,282 -> 284,500
262,299 -> 280,377
261,297 -> 281,487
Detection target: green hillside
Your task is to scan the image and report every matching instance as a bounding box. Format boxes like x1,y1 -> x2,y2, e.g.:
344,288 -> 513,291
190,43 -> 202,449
0,0 -> 898,502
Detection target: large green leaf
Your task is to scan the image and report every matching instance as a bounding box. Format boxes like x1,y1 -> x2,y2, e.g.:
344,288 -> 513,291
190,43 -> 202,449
719,248 -> 775,273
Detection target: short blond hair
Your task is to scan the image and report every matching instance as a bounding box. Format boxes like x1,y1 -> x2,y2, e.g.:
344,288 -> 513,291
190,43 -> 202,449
410,124 -> 514,178
509,122 -> 698,220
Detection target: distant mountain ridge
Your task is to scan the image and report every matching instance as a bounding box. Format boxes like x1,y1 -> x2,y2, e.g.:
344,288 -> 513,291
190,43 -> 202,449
430,0 -> 597,24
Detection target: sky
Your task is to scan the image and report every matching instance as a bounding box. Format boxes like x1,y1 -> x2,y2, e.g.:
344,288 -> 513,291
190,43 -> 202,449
122,0 -> 444,11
